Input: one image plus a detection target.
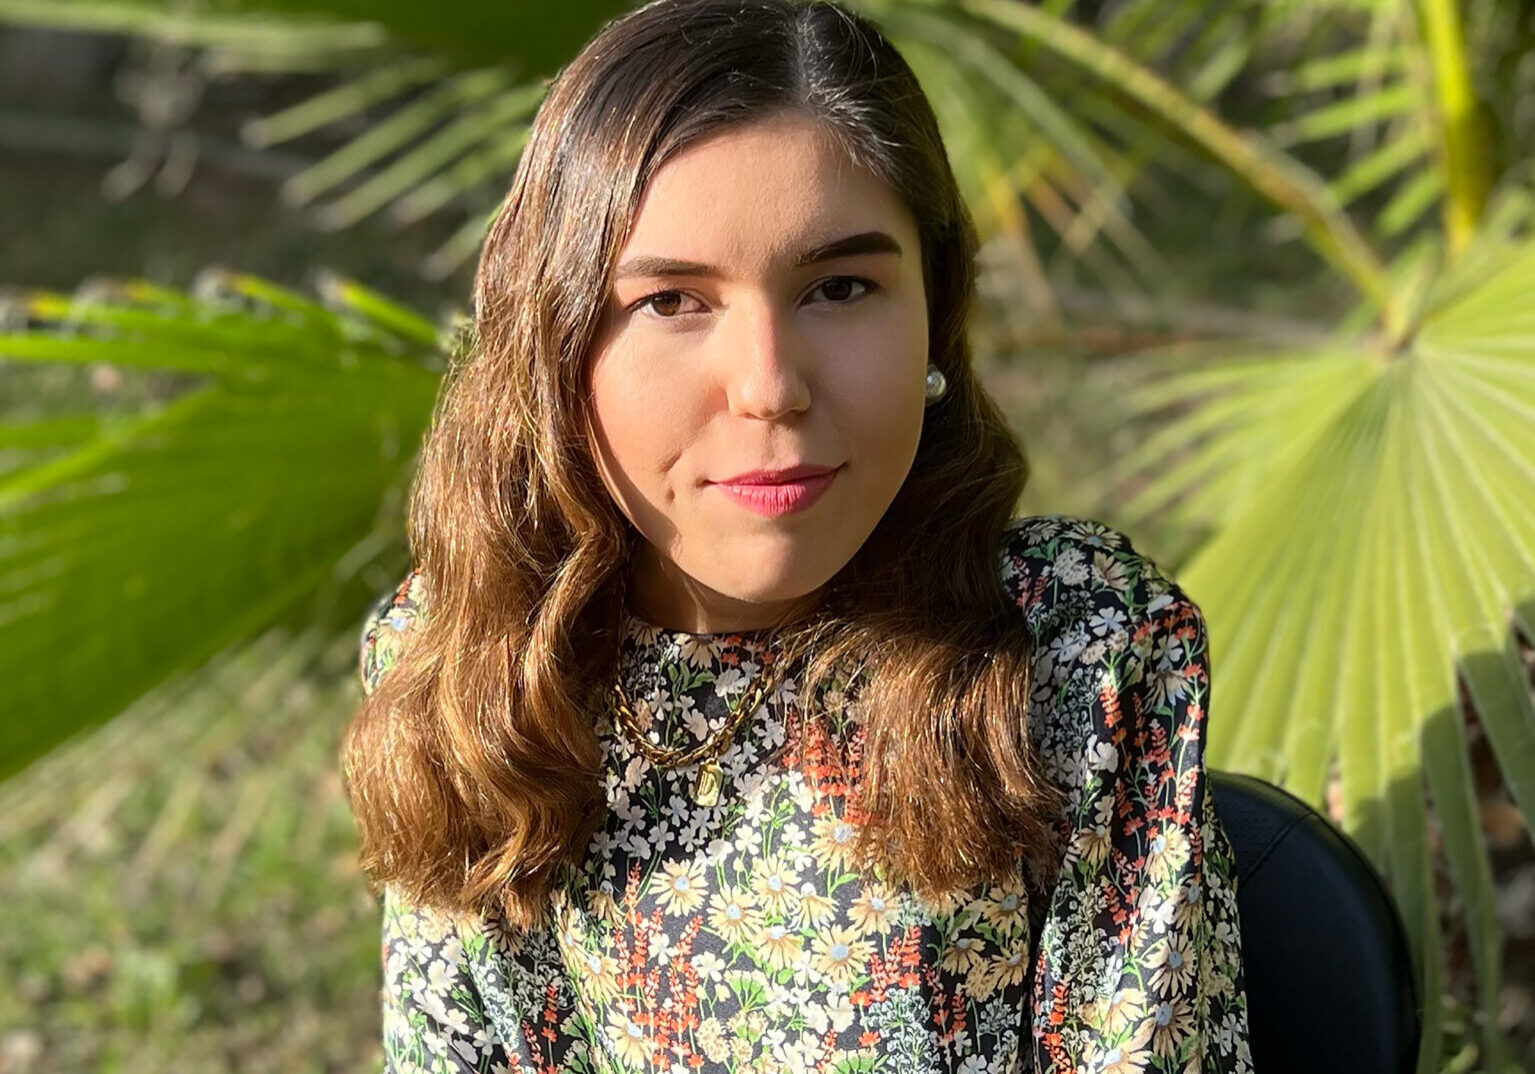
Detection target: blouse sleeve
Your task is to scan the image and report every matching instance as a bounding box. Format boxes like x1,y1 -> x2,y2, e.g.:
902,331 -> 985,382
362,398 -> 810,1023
360,576 -> 587,1074
359,570 -> 427,697
381,885 -> 514,1074
1000,517 -> 1253,1074
380,882 -> 591,1074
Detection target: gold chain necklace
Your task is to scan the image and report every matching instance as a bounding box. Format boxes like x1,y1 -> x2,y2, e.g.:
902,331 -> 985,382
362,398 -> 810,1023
609,620 -> 820,806
608,648 -> 790,806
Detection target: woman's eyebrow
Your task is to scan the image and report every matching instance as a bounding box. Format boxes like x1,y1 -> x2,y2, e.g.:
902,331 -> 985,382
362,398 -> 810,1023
796,229 -> 903,265
614,230 -> 903,280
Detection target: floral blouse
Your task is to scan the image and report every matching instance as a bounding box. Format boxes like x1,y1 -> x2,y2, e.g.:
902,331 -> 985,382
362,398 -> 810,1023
358,516 -> 1252,1074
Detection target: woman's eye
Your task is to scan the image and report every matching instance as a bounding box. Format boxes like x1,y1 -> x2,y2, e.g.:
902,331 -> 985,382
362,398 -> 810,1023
635,290 -> 701,318
629,278 -> 872,318
809,277 -> 873,304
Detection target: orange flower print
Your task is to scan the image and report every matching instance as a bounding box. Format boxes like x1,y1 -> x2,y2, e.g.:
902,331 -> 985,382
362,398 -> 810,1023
605,1006 -> 654,1067
1103,987 -> 1148,1037
569,945 -> 621,1001
978,881 -> 1029,935
1092,550 -> 1131,593
1150,995 -> 1197,1060
1172,881 -> 1204,932
1084,1026 -> 1155,1074
976,937 -> 1031,993
964,957 -> 998,1000
1072,794 -> 1116,869
811,810 -> 861,871
796,884 -> 838,928
1145,825 -> 1191,885
585,886 -> 620,925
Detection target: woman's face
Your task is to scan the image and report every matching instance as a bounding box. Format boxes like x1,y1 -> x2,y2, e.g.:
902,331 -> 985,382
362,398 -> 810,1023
586,110 -> 929,632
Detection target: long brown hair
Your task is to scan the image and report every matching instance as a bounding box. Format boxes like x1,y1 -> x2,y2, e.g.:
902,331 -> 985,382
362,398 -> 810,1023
343,0 -> 1064,929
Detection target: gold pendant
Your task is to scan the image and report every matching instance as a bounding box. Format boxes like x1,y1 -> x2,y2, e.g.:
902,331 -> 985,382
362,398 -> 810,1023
693,760 -> 724,806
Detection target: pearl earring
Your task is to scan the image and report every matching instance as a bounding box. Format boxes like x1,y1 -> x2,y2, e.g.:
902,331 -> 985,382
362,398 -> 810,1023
924,364 -> 948,404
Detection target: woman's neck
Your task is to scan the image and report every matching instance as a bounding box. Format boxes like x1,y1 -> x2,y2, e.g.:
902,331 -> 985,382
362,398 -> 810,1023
627,547 -> 824,634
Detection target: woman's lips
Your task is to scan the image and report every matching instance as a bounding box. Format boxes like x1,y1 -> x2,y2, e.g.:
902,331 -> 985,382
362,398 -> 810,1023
709,465 -> 840,517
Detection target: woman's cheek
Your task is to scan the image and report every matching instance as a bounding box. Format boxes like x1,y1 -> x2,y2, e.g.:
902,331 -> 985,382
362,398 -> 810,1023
597,345 -> 693,461
839,339 -> 926,442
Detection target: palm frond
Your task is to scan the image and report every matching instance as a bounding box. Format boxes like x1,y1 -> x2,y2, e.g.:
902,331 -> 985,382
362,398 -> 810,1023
0,0 -> 387,52
0,0 -> 629,69
1256,0 -> 1496,254
1116,225 -> 1535,1072
0,0 -> 622,276
952,0 -> 1400,325
0,276 -> 443,779
868,0 -> 1273,300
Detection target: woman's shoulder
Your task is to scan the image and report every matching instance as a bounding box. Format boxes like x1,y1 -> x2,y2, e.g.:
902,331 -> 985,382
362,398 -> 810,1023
359,569 -> 428,695
998,513 -> 1196,649
999,516 -> 1213,788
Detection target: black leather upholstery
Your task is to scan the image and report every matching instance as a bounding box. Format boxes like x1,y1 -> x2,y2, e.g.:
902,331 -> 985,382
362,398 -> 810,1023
1210,770 -> 1421,1073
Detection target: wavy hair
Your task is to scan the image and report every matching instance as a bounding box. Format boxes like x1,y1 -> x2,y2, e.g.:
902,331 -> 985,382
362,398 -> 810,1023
343,0 -> 1065,929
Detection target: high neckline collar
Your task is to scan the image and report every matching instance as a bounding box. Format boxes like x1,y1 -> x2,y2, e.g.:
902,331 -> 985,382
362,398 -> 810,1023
610,609 -> 794,750
622,607 -> 781,645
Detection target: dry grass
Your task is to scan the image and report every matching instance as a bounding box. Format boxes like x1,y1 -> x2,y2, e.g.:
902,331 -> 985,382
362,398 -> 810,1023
0,630 -> 384,1074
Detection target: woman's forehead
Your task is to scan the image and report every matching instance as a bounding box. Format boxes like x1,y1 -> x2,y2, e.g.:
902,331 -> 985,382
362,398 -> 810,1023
618,114 -> 916,275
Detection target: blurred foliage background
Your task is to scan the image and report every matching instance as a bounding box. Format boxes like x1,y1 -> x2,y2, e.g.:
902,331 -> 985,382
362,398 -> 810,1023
0,1 -> 1532,1071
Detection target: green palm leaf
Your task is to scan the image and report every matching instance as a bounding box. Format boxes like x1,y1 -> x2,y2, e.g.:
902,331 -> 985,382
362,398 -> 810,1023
0,0 -> 1312,289
0,0 -> 621,275
3,0 -> 1530,1066
1117,226 -> 1535,1073
0,276 -> 442,779
0,0 -> 387,52
0,0 -> 628,71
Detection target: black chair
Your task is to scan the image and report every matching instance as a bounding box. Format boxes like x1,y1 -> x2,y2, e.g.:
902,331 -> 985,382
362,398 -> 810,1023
1210,770 -> 1422,1073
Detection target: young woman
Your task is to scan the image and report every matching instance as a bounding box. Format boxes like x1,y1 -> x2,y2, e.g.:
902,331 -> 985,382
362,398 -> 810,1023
345,1 -> 1252,1071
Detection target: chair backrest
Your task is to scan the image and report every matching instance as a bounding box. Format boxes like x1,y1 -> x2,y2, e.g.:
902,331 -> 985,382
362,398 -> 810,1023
1209,770 -> 1421,1074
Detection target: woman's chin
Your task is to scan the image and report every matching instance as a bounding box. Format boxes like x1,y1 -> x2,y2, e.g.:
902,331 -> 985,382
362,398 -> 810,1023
671,563 -> 836,631
704,540 -> 843,601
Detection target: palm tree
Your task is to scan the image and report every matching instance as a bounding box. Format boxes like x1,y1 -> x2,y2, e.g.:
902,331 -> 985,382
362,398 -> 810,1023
1,1 -> 1531,1068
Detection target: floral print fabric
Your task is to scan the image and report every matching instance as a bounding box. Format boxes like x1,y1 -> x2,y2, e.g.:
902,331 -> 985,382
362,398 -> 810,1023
359,516 -> 1252,1074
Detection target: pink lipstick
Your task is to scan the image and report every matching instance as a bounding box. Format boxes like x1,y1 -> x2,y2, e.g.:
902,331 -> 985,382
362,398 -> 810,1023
710,464 -> 840,518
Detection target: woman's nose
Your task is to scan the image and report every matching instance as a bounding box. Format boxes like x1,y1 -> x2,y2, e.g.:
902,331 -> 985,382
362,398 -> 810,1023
721,298 -> 812,421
